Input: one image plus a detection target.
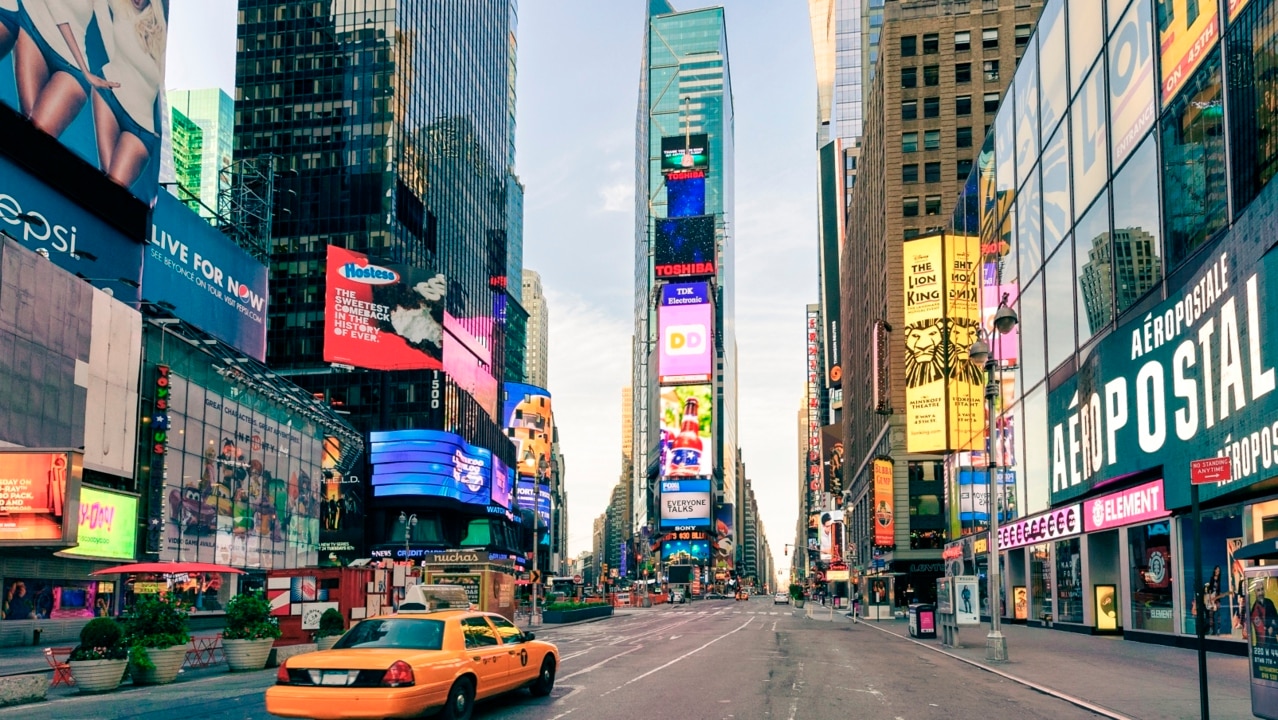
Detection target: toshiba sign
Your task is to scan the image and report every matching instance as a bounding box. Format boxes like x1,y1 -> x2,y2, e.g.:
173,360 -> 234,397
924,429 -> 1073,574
996,504 -> 1082,551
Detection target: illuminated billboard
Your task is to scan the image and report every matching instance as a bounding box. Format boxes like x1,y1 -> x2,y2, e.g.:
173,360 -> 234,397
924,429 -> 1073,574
324,245 -> 447,371
658,282 -> 713,384
666,176 -> 706,217
515,479 -> 552,530
502,383 -> 553,477
369,430 -> 503,507
659,479 -> 712,529
661,134 -> 710,173
873,458 -> 894,547
713,503 -> 734,570
654,215 -> 716,279
662,538 -> 710,562
1159,0 -> 1219,107
0,451 -> 82,546
61,486 -> 138,561
659,385 -> 714,478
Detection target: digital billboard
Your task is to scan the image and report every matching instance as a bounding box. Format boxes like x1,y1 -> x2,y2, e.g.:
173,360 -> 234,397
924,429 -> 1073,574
666,176 -> 706,217
369,430 -> 500,506
661,134 -> 710,173
502,383 -> 553,477
324,245 -> 447,371
659,385 -> 714,478
654,215 -> 716,279
318,437 -> 362,567
61,486 -> 137,561
1159,0 -> 1219,107
444,314 -> 498,420
713,503 -> 734,570
658,282 -> 713,384
145,192 -> 268,360
873,458 -> 894,547
660,479 -> 712,529
818,510 -> 843,563
0,451 -> 82,546
515,479 -> 552,531
662,538 -> 710,562
821,424 -> 844,495
0,1 -> 170,205
957,469 -> 1017,526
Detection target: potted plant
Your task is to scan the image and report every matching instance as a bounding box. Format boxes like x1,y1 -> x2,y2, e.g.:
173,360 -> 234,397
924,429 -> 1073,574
67,618 -> 129,693
222,591 -> 281,671
789,584 -> 806,609
315,608 -> 346,651
121,594 -> 190,685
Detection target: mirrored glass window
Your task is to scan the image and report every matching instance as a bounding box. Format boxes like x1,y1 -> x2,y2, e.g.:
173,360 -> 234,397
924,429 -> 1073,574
1109,0 -> 1157,168
1160,47 -> 1226,268
1018,277 -> 1046,390
1038,1 -> 1069,138
996,91 -> 1016,193
1044,241 -> 1076,371
1073,194 -> 1113,343
1072,61 -> 1109,221
1015,43 -> 1041,188
1070,0 -> 1106,97
1111,134 -> 1163,315
1017,166 -> 1043,282
1041,123 -> 1071,250
1226,0 -> 1278,216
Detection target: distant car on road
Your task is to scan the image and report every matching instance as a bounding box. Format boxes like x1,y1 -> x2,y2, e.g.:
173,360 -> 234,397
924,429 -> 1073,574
774,592 -> 790,605
735,590 -> 749,601
671,590 -> 685,604
705,592 -> 728,600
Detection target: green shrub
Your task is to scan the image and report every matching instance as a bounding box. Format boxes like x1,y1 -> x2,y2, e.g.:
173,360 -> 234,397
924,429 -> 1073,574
69,618 -> 127,661
317,608 -> 345,638
121,594 -> 191,669
789,584 -> 805,601
544,600 -> 609,612
222,591 -> 281,641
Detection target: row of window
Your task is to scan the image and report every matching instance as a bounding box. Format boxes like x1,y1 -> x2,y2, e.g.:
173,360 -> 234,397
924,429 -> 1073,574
901,62 -> 1000,87
902,159 -> 974,183
902,195 -> 945,216
902,124 -> 981,152
901,93 -> 999,119
899,26 -> 1032,56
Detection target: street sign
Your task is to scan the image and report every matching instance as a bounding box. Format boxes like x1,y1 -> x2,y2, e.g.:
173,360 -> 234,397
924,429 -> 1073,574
573,574 -> 583,584
1190,457 -> 1233,485
530,570 -> 541,584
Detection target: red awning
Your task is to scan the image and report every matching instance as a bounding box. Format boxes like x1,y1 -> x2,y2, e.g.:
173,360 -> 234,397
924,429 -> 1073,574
90,562 -> 246,576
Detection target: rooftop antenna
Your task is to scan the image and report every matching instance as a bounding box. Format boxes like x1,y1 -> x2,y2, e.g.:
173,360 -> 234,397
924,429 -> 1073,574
681,97 -> 695,168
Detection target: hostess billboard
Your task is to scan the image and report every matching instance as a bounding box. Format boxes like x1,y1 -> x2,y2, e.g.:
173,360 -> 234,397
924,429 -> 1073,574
658,282 -> 713,384
0,1 -> 169,206
654,215 -> 716,279
502,383 -> 553,477
324,246 -> 447,371
369,430 -> 499,507
144,192 -> 268,360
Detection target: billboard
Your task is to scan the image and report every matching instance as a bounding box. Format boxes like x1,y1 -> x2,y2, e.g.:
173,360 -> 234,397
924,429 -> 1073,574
502,383 -> 553,477
323,245 -> 447,371
1158,0 -> 1219,107
818,510 -> 844,563
0,1 -> 170,205
957,469 -> 1017,526
662,538 -> 710,562
660,479 -> 712,529
713,503 -> 734,569
318,437 -> 363,567
873,458 -> 894,547
0,451 -> 81,546
369,429 -> 503,507
821,424 -> 844,495
443,314 -> 498,420
145,192 -> 268,360
661,134 -> 710,173
60,486 -> 137,561
654,215 -> 716,279
658,282 -> 714,384
659,385 -> 714,478
666,176 -> 706,217
515,479 -> 551,530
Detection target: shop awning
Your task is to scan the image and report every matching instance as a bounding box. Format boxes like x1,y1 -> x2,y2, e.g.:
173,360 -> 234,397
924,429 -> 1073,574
1234,539 -> 1278,561
91,562 -> 246,576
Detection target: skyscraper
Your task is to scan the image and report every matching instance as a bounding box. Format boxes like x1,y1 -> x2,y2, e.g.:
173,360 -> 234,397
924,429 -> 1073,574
167,89 -> 234,220
522,269 -> 549,388
169,107 -> 204,215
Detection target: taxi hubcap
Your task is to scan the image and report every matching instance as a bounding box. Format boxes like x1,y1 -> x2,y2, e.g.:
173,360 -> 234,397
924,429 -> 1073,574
454,690 -> 467,712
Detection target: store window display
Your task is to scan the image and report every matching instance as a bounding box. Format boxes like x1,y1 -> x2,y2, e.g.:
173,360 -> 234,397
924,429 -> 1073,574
1129,521 -> 1175,632
1055,537 -> 1083,623
1179,506 -> 1245,640
1030,543 -> 1052,621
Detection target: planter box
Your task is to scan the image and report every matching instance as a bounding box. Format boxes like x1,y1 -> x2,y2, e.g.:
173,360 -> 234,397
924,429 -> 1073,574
129,645 -> 187,686
315,635 -> 341,651
223,637 -> 275,672
68,658 -> 127,693
543,605 -> 613,624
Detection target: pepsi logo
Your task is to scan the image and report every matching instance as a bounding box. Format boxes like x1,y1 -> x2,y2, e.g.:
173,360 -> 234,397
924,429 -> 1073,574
338,262 -> 399,285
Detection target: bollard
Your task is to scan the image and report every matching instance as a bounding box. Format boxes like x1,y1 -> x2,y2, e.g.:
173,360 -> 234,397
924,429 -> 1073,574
31,628 -> 41,645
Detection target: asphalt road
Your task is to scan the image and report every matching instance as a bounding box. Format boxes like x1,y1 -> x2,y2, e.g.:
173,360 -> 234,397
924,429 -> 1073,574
0,597 -> 1105,720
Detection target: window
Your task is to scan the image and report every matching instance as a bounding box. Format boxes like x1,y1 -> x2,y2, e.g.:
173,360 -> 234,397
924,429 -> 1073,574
489,616 -> 525,644
983,28 -> 999,49
901,35 -> 917,56
956,62 -> 972,83
925,162 -> 941,183
983,60 -> 1000,81
957,158 -> 974,179
903,132 -> 919,152
1015,24 -> 1033,48
957,126 -> 973,147
902,164 -> 920,183
984,92 -> 1001,113
332,619 -> 445,650
904,227 -> 921,239
924,129 -> 940,150
923,97 -> 940,118
955,31 -> 971,51
903,197 -> 920,216
925,195 -> 943,214
461,617 -> 500,648
923,33 -> 939,53
956,95 -> 972,115
901,99 -> 918,120
902,67 -> 918,88
924,65 -> 940,86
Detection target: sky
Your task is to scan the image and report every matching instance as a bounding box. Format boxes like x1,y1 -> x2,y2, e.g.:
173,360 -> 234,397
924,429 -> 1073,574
166,1 -> 818,579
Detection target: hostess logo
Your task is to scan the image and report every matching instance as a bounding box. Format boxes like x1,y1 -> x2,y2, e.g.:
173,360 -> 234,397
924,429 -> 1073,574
339,262 -> 399,285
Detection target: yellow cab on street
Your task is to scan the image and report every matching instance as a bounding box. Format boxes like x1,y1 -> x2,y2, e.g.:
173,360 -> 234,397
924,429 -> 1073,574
266,585 -> 558,720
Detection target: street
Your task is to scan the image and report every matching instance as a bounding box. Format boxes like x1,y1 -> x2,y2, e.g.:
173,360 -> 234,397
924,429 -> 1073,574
0,598 -> 1103,720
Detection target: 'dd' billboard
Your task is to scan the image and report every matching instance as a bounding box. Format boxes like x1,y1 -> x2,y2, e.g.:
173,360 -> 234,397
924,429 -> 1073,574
369,430 -> 501,507
324,245 -> 447,371
145,192 -> 268,360
661,134 -> 710,173
659,479 -> 712,529
659,385 -> 714,479
658,282 -> 713,384
502,383 -> 552,478
0,1 -> 170,206
0,451 -> 82,546
654,215 -> 716,279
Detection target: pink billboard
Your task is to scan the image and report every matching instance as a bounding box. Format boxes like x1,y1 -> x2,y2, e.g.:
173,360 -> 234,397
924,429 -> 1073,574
658,282 -> 713,384
1084,479 -> 1169,532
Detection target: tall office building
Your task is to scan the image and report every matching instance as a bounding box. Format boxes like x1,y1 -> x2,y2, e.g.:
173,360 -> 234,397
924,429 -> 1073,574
522,269 -> 549,388
167,89 -> 234,219
169,107 -> 204,214
620,386 -> 633,464
633,2 -> 738,553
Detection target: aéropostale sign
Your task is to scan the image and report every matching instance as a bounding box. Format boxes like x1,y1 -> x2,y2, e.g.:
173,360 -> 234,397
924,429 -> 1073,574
1049,248 -> 1278,510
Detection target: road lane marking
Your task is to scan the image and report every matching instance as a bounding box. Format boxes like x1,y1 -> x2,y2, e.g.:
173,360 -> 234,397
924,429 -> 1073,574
560,649 -> 592,661
611,618 -> 755,690
560,644 -> 644,680
771,621 -> 777,631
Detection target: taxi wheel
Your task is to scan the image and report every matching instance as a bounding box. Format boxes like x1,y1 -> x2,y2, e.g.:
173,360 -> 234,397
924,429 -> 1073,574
530,656 -> 556,697
440,677 -> 475,720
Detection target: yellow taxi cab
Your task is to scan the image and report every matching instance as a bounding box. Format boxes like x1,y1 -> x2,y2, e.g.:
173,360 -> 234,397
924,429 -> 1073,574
266,586 -> 558,720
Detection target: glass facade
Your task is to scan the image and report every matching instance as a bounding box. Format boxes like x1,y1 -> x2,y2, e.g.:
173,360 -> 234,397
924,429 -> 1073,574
1128,521 -> 1174,632
167,88 -> 235,220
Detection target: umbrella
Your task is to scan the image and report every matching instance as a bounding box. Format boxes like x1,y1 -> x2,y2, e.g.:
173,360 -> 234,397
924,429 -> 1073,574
1233,538 -> 1278,562
90,562 -> 246,576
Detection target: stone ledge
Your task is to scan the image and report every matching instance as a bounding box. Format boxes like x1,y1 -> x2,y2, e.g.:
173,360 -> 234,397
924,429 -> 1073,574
0,674 -> 47,708
267,643 -> 317,668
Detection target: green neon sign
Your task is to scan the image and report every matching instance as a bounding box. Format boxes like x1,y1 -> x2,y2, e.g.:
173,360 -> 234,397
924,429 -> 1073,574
63,486 -> 138,561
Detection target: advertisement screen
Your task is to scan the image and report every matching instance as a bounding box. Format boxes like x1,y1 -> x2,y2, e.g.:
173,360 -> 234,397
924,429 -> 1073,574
502,382 -> 552,477
821,424 -> 844,495
318,437 -> 363,567
659,385 -> 714,478
667,176 -> 706,217
0,1 -> 170,205
369,430 -> 495,506
145,192 -> 268,360
713,503 -> 734,570
61,486 -> 137,561
662,538 -> 710,562
957,469 -> 1017,526
819,510 -> 844,562
654,215 -> 716,279
658,282 -> 713,384
443,316 -> 498,421
1159,0 -> 1220,107
0,451 -> 81,545
873,458 -> 894,547
324,245 -> 447,371
660,490 -> 711,529
515,479 -> 551,530
661,134 -> 710,173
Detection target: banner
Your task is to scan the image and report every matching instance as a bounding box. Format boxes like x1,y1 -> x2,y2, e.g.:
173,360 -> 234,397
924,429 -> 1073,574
819,510 -> 844,562
1159,0 -> 1219,107
873,458 -> 895,547
0,451 -> 81,545
713,503 -> 734,570
821,425 -> 844,495
61,486 -> 137,561
654,216 -> 716,279
660,480 -> 712,529
659,385 -> 714,478
658,282 -> 713,384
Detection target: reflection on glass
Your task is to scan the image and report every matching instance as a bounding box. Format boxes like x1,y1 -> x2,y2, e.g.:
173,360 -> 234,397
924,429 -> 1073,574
1018,278 -> 1046,390
1109,0 -> 1157,168
1015,43 -> 1041,188
996,90 -> 1017,194
1070,0 -> 1106,98
1074,195 -> 1113,343
1112,133 -> 1162,314
1041,124 -> 1071,249
1039,0 -> 1069,138
1226,9 -> 1278,217
1044,240 -> 1075,371
1129,521 -> 1175,632
1161,47 -> 1227,267
1017,168 -> 1043,281
1073,61 -> 1110,220
1023,388 -> 1048,512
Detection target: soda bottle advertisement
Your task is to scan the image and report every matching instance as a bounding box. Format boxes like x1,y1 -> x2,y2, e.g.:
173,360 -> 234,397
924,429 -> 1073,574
660,385 -> 713,478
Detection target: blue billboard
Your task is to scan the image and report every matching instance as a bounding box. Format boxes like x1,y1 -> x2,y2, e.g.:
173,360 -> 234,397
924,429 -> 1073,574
515,478 -> 552,533
370,430 -> 499,506
0,154 -> 143,303
144,193 -> 268,360
662,538 -> 710,561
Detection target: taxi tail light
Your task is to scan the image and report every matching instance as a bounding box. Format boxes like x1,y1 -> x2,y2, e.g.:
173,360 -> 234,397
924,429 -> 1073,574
382,660 -> 415,688
276,661 -> 290,685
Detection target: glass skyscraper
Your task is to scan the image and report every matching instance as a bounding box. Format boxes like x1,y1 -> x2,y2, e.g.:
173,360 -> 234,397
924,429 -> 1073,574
167,89 -> 235,220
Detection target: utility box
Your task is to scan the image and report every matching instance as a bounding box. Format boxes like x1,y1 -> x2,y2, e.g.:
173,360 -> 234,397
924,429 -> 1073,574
909,603 -> 936,639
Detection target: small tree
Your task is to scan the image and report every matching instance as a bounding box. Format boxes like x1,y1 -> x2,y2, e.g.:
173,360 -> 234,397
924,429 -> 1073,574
69,617 -> 127,661
222,591 -> 282,641
121,594 -> 191,669
316,608 -> 345,639
789,583 -> 805,601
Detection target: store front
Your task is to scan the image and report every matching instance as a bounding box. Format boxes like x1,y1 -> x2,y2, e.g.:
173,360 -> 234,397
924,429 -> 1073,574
995,504 -> 1083,627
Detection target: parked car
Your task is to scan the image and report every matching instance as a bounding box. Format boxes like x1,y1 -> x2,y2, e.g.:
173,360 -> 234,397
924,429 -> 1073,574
670,591 -> 686,604
774,592 -> 790,605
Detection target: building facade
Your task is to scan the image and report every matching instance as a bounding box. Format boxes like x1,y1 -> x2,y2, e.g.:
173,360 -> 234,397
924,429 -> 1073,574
522,270 -> 549,388
167,89 -> 235,219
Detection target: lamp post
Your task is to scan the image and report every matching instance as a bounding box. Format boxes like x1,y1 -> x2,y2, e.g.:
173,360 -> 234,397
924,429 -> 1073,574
399,512 -> 417,560
968,297 -> 1018,663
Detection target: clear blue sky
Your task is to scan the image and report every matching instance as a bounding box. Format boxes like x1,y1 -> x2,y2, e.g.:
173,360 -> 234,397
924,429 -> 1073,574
167,1 -> 817,580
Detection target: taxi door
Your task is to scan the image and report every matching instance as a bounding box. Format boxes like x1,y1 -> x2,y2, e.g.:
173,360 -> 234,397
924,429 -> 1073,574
488,615 -> 536,687
460,617 -> 509,697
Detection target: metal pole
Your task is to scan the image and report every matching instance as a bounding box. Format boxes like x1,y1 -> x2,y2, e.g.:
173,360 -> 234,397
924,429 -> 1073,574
1192,483 -> 1210,719
532,481 -> 540,626
985,354 -> 1007,662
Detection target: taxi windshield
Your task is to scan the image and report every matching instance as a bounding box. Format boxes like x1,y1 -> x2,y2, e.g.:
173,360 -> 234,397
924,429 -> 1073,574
332,619 -> 445,650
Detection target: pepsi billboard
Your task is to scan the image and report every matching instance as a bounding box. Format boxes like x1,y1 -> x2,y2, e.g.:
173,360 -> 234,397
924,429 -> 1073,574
658,282 -> 713,384
144,192 -> 268,360
370,429 -> 506,507
654,215 -> 715,279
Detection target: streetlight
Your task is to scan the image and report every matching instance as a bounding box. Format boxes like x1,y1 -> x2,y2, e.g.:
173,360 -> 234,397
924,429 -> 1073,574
399,512 -> 417,560
968,295 -> 1017,663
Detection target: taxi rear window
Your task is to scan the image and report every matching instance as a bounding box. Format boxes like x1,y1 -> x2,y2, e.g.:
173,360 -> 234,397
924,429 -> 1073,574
333,619 -> 444,650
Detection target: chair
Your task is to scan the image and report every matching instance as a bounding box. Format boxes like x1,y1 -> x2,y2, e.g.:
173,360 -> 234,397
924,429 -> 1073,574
44,647 -> 75,687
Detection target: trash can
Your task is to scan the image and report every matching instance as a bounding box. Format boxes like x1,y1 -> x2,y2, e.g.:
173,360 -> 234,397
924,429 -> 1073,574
908,603 -> 936,639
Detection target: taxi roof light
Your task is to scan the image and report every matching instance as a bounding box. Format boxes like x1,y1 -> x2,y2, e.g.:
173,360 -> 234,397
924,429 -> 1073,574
382,660 -> 415,688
